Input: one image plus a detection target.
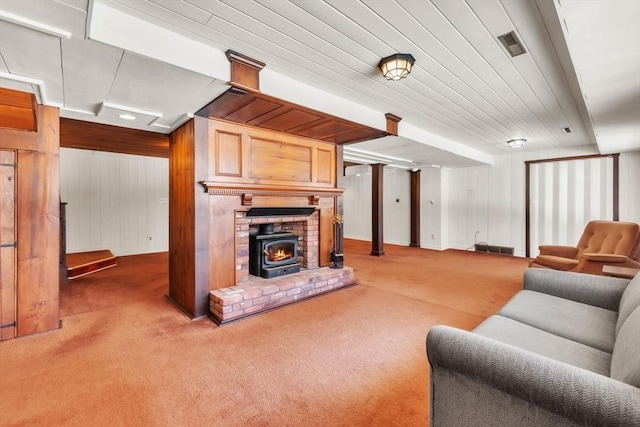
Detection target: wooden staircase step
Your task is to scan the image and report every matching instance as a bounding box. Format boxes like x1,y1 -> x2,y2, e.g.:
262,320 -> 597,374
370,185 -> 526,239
66,250 -> 117,279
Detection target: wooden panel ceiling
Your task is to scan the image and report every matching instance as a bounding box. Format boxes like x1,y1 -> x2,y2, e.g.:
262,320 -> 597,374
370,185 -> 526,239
197,87 -> 387,145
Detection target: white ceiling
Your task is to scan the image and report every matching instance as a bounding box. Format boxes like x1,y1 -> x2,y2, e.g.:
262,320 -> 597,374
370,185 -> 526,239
0,0 -> 638,168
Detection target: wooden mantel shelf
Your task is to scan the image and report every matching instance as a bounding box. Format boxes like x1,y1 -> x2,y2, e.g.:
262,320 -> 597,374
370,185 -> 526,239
200,182 -> 344,197
200,182 -> 343,206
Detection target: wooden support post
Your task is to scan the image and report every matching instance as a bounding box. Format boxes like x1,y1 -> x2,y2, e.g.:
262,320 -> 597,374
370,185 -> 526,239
410,170 -> 421,248
168,117 -> 211,318
335,145 -> 344,253
371,163 -> 385,256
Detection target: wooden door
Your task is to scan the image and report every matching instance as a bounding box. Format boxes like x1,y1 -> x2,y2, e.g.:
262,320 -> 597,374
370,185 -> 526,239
0,150 -> 16,340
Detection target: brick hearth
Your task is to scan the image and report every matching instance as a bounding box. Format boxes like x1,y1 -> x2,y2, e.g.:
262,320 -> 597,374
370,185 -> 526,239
209,210 -> 355,324
209,267 -> 354,324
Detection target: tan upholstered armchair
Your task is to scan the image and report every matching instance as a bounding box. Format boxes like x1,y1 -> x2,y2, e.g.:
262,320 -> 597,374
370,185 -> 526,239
530,220 -> 640,275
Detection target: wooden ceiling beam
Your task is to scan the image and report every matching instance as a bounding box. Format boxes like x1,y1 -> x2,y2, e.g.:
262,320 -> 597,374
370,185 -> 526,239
60,118 -> 169,158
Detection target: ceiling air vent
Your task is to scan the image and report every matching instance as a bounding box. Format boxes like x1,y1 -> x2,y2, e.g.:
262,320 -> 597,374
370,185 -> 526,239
498,31 -> 526,57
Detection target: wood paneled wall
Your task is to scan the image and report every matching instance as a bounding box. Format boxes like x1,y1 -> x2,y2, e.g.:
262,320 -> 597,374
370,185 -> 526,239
0,151 -> 16,340
206,120 -> 336,188
169,118 -> 340,318
0,91 -> 60,337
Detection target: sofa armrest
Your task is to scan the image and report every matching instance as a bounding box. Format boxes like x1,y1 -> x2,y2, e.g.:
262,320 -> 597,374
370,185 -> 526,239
581,253 -> 629,263
571,254 -> 635,275
522,268 -> 629,310
539,245 -> 579,258
427,325 -> 640,426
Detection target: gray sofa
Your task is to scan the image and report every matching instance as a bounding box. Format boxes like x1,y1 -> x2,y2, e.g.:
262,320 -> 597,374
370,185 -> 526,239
427,268 -> 640,426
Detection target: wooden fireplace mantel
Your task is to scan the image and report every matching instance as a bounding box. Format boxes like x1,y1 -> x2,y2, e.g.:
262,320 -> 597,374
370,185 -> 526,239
170,116 -> 346,319
201,182 -> 343,205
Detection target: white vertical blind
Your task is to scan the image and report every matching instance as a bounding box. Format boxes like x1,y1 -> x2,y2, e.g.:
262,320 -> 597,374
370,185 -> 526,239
529,156 -> 614,255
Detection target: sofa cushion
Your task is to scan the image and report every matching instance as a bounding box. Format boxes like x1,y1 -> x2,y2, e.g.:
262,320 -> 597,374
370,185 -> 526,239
498,290 -> 617,353
611,306 -> 640,388
523,268 -> 628,311
616,273 -> 640,335
474,315 -> 611,376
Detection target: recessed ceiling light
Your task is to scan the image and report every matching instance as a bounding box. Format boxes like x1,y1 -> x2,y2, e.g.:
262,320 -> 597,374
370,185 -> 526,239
118,114 -> 136,121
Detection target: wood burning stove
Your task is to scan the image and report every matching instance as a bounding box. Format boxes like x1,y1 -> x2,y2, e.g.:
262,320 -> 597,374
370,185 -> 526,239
249,224 -> 300,279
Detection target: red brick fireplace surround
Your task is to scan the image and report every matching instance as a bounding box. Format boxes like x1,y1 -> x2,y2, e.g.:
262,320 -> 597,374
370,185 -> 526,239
210,211 -> 355,324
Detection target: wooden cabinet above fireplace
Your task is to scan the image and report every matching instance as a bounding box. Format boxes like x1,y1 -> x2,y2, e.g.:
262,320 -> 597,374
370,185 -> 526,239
203,119 -> 337,190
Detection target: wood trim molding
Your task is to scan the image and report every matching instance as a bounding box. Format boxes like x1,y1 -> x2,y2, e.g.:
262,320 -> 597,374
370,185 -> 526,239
385,113 -> 402,136
613,153 -> 619,221
524,153 -> 615,165
226,50 -> 266,92
525,163 -> 531,258
0,126 -> 39,151
524,153 -> 620,257
201,182 -> 344,199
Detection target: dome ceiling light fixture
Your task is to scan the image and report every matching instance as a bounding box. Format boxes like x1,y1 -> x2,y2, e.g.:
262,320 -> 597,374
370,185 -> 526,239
378,53 -> 416,81
507,138 -> 527,148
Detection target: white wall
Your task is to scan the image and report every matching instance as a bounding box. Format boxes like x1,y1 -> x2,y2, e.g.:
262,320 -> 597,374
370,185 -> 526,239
343,147 -> 639,257
60,148 -> 169,256
343,165 -> 411,245
619,150 -> 640,224
420,167 -> 449,250
343,165 -> 372,241
383,168 -> 411,246
446,147 -> 639,256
